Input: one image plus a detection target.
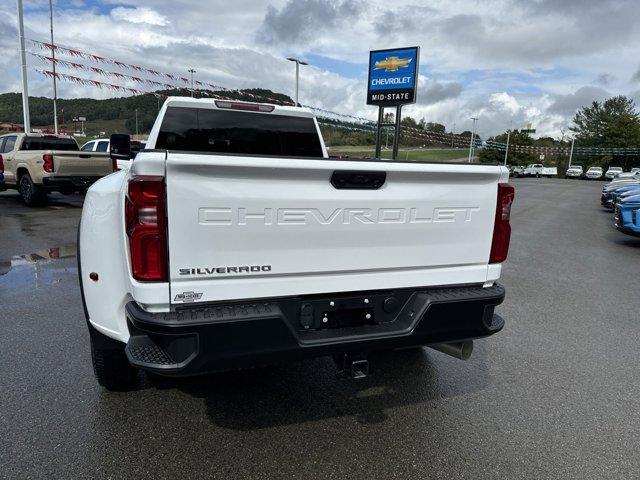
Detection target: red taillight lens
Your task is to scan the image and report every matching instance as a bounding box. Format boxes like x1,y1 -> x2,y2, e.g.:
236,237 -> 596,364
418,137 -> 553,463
112,157 -> 119,172
125,176 -> 168,281
0,154 -> 4,173
42,154 -> 54,173
489,183 -> 515,264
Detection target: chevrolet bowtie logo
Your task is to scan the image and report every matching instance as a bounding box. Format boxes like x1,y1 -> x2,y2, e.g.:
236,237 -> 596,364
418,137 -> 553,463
374,56 -> 412,72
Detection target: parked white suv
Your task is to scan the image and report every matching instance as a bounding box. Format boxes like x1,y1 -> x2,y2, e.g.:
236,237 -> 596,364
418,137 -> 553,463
565,165 -> 583,179
586,167 -> 603,180
78,97 -> 513,389
605,167 -> 623,180
81,138 -> 146,170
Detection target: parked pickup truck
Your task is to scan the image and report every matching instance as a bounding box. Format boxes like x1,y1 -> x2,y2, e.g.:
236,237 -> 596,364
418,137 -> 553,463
78,97 -> 514,390
565,165 -> 583,179
523,164 -> 557,178
0,133 -> 113,205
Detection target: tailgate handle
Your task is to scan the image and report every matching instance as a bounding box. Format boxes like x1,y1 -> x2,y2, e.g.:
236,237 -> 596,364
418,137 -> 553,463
79,154 -> 91,158
330,171 -> 386,190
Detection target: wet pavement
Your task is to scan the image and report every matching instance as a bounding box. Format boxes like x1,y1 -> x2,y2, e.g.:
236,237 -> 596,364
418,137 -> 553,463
1,180 -> 640,479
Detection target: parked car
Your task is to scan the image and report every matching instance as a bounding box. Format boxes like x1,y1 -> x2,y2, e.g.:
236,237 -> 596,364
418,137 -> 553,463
585,166 -> 603,180
614,193 -> 640,237
600,175 -> 640,209
612,172 -> 636,180
605,167 -> 623,180
608,184 -> 640,210
0,133 -> 113,206
509,165 -> 525,177
602,171 -> 640,190
631,168 -> 640,174
80,138 -> 110,153
0,150 -> 4,188
524,164 -> 557,178
565,165 -> 583,179
81,138 -> 146,170
78,97 -> 513,390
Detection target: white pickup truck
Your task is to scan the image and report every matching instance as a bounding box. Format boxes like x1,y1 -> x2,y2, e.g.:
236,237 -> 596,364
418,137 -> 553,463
78,97 -> 514,389
523,163 -> 557,178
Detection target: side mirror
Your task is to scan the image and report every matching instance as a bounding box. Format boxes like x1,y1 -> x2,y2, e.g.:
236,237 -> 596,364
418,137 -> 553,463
110,133 -> 131,160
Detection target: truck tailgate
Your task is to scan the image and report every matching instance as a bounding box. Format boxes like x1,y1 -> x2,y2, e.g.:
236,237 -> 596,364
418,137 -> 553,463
51,151 -> 112,176
166,154 -> 505,303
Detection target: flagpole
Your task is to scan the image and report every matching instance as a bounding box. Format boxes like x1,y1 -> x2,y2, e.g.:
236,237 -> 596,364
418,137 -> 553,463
49,0 -> 58,134
17,0 -> 31,134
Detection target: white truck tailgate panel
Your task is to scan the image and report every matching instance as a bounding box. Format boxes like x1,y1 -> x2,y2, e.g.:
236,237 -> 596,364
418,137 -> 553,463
166,154 -> 502,303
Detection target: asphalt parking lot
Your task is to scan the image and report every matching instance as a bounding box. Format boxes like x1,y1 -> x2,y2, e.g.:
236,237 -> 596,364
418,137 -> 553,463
1,179 -> 640,479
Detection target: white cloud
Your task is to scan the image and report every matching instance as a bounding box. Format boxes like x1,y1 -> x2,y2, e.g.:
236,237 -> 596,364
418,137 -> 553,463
110,7 -> 169,27
1,0 -> 639,138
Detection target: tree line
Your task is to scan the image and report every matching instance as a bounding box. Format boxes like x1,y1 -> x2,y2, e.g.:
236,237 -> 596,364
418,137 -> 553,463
479,95 -> 640,171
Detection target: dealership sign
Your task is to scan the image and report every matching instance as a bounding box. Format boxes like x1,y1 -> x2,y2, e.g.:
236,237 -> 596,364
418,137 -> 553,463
367,47 -> 419,106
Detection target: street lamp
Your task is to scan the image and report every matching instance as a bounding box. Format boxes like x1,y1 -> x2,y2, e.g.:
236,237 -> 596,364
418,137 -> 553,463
188,68 -> 196,97
468,117 -> 478,163
286,57 -> 308,106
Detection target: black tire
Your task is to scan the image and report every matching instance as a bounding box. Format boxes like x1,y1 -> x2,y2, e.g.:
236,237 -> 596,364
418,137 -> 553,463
18,173 -> 46,206
89,324 -> 138,391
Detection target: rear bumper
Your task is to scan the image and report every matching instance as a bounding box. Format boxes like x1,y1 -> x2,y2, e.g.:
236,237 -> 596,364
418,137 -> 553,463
42,175 -> 103,191
124,284 -> 506,376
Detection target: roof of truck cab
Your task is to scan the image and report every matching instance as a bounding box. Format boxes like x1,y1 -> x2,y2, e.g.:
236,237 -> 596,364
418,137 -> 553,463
162,96 -> 316,118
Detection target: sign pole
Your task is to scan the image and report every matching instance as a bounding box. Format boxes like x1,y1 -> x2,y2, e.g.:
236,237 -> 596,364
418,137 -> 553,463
367,46 -> 419,161
392,105 -> 402,160
375,106 -> 384,159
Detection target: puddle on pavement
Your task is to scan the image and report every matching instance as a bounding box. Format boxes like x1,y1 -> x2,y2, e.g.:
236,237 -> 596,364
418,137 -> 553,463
0,245 -> 78,285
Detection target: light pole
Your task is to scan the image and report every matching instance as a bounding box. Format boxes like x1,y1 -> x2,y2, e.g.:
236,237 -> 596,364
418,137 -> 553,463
286,57 -> 308,106
17,0 -> 30,133
468,117 -> 478,163
568,137 -> 575,168
49,0 -> 58,134
504,130 -> 511,166
188,68 -> 196,97
451,122 -> 456,148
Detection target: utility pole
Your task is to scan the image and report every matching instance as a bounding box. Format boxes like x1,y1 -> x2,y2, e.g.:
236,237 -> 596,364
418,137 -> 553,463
468,117 -> 478,163
568,137 -> 575,168
188,68 -> 196,97
504,130 -> 511,166
17,0 -> 30,134
48,0 -> 58,134
286,57 -> 308,106
135,108 -> 139,137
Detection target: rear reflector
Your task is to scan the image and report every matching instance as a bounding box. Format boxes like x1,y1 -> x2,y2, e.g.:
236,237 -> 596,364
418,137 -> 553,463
125,176 -> 168,281
42,154 -> 54,173
214,100 -> 275,112
489,183 -> 515,264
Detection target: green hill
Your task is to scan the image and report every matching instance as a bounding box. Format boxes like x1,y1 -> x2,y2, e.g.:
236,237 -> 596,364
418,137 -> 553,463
0,89 -> 294,137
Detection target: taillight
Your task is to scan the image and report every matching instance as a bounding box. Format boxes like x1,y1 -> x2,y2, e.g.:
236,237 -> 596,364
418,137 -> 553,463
125,176 -> 168,281
112,157 -> 119,172
489,183 -> 515,264
0,154 -> 4,173
43,154 -> 54,173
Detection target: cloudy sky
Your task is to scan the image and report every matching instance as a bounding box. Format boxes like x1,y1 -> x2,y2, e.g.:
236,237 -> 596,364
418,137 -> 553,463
1,0 -> 640,138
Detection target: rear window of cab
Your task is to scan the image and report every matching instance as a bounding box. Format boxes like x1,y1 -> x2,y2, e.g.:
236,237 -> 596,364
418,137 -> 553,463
156,107 -> 323,158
